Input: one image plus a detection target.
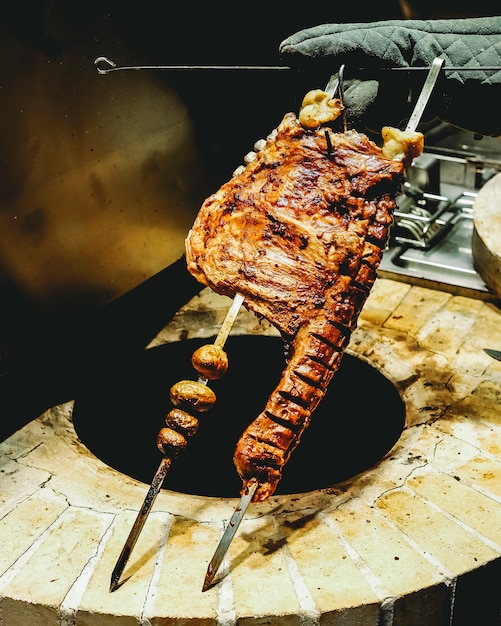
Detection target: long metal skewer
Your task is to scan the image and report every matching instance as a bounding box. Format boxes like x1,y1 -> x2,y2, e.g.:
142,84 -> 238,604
94,56 -> 500,75
201,57 -> 445,593
109,293 -> 244,592
200,68 -> 348,593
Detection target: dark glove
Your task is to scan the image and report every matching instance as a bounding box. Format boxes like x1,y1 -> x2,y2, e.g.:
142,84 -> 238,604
280,17 -> 501,137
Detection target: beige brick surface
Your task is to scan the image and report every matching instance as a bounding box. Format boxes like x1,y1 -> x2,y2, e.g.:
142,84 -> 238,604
0,455 -> 52,515
382,286 -> 450,336
76,511 -> 167,622
277,511 -> 380,612
408,468 -> 501,546
436,414 -> 501,461
0,508 -> 111,602
146,516 -> 220,624
0,490 -> 67,577
415,295 -> 484,356
376,488 -> 498,573
361,278 -> 410,327
325,498 -> 445,597
453,456 -> 501,500
230,515 -> 302,622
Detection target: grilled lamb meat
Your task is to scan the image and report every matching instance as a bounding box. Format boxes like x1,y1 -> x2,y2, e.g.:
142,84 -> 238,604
186,107 -> 422,501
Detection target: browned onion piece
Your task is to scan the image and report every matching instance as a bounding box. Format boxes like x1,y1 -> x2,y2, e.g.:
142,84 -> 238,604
169,380 -> 216,412
191,344 -> 229,380
156,427 -> 187,457
165,408 -> 199,437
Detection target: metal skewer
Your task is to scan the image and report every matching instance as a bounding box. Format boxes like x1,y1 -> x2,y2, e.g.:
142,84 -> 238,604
94,56 -> 500,75
405,57 -> 444,133
110,457 -> 171,591
202,477 -> 259,592
109,293 -> 244,592
212,293 -> 245,350
94,56 -> 291,74
201,57 -> 445,593
201,67 -> 350,592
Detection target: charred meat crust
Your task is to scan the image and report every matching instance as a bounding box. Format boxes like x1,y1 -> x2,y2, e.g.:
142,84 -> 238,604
186,112 -> 414,501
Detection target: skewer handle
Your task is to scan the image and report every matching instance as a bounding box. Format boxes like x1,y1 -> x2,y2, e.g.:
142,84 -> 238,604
406,57 -> 444,133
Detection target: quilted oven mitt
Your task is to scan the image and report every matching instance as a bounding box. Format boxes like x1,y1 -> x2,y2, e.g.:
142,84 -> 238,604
280,17 -> 501,136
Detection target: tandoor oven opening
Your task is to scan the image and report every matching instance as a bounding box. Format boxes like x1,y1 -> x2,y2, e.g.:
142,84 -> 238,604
72,335 -> 405,497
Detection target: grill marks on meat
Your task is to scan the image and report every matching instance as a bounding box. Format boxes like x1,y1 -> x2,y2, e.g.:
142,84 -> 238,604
186,112 -> 408,501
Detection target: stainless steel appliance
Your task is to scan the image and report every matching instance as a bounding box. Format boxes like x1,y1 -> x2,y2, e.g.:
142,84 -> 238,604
379,122 -> 501,300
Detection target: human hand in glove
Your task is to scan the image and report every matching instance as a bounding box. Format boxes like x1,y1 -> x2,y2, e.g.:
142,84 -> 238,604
280,17 -> 501,137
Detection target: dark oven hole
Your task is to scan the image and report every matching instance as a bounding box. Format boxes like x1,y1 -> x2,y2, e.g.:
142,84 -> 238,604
72,335 -> 405,498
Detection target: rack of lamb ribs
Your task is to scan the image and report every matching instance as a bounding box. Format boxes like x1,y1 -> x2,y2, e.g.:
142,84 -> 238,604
185,88 -> 423,502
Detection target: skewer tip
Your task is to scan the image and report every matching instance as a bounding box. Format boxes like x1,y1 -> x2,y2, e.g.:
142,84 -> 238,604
110,555 -> 130,592
109,571 -> 122,593
201,565 -> 214,592
201,478 -> 259,592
